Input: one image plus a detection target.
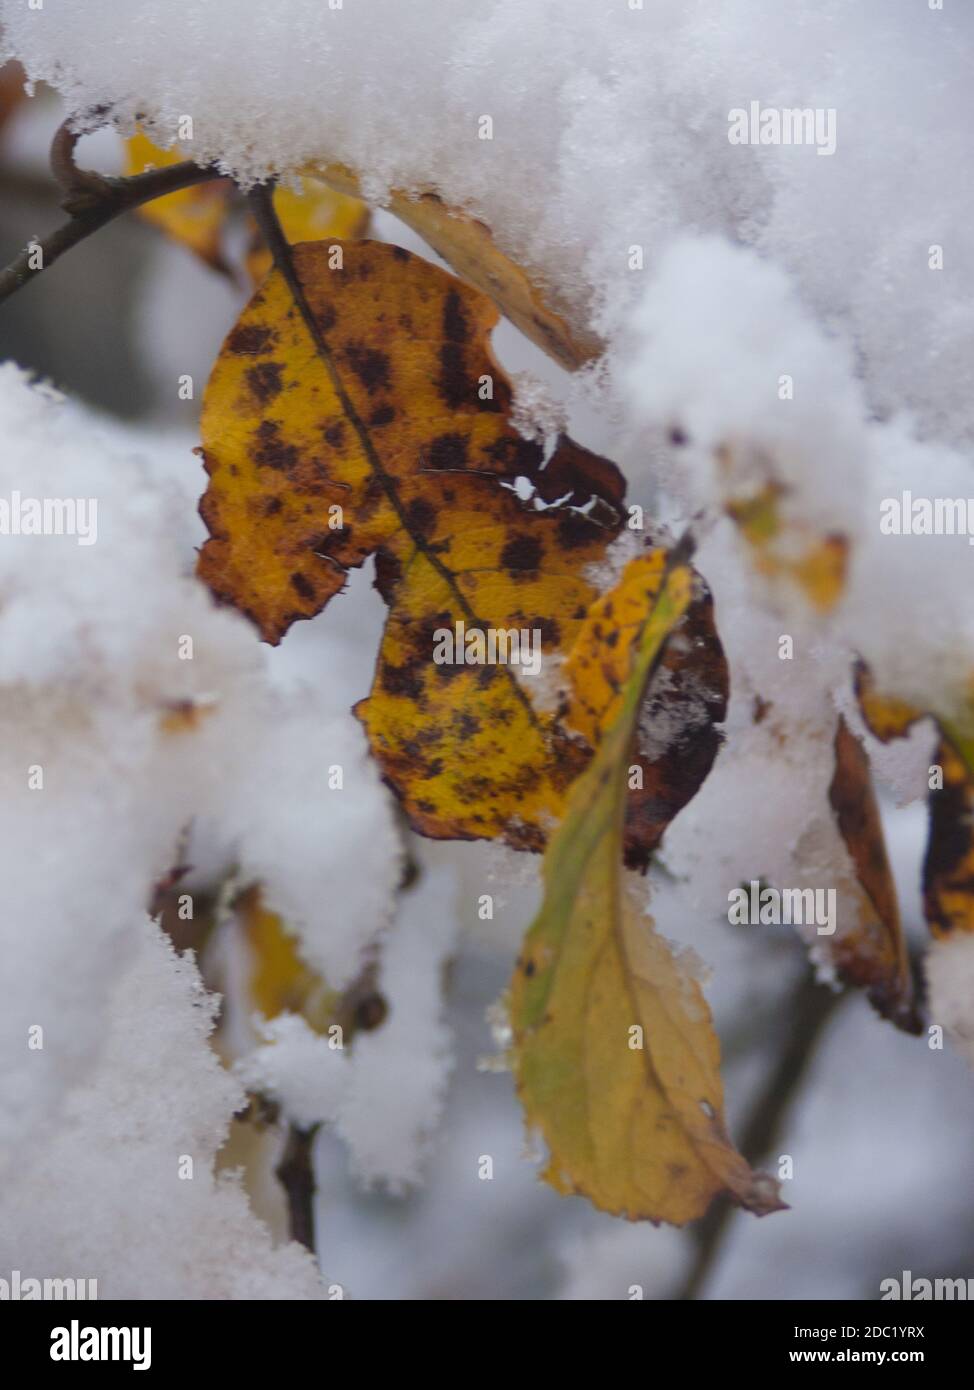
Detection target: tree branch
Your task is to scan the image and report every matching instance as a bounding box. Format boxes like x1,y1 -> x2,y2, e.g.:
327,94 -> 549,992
0,118 -> 226,308
275,1122 -> 320,1254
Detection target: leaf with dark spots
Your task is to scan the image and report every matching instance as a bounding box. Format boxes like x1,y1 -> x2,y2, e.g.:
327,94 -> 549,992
198,239 -> 622,646
357,479 -> 725,861
197,237 -> 725,863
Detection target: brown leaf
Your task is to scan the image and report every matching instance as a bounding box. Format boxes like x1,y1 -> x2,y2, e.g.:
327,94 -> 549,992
828,715 -> 919,1031
305,162 -> 601,370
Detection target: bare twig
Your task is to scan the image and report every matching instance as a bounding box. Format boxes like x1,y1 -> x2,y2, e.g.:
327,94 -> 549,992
0,118 -> 226,308
275,1123 -> 320,1254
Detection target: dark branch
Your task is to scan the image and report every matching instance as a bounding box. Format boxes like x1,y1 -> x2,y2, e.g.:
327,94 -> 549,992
0,118 -> 226,308
275,1123 -> 319,1254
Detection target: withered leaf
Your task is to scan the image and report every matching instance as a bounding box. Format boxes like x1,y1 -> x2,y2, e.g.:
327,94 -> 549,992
305,162 -> 600,370
855,662 -> 974,939
828,715 -> 919,1031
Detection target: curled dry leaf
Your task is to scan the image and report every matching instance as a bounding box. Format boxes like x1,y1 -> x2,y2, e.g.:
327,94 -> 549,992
828,715 -> 919,1032
197,238 -> 727,860
306,162 -> 601,370
855,663 -> 974,938
510,545 -> 784,1224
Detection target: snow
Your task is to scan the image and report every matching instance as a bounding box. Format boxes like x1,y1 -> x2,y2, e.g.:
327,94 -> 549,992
236,1012 -> 348,1132
926,934 -> 974,1069
0,364 -> 398,1281
3,0 -> 974,1297
0,924 -> 326,1299
335,860 -> 460,1191
4,1 -> 972,445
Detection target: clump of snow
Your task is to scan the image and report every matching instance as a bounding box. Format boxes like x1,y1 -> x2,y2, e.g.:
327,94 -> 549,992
216,692 -> 401,992
6,1 -> 973,452
0,363 -> 400,1284
617,236 -> 865,538
0,924 -> 326,1298
236,1013 -> 349,1131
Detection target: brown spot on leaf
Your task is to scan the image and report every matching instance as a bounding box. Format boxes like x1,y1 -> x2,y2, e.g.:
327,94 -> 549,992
345,342 -> 391,394
228,323 -> 275,354
500,533 -> 543,573
247,361 -> 284,403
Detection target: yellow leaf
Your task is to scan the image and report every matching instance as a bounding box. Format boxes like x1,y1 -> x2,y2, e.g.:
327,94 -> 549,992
124,131 -> 231,271
724,480 -> 847,611
510,545 -> 783,1223
237,885 -> 337,1031
198,239 -> 727,859
245,178 -> 369,286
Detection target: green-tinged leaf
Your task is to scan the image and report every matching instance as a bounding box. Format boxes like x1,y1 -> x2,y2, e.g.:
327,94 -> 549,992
510,544 -> 784,1224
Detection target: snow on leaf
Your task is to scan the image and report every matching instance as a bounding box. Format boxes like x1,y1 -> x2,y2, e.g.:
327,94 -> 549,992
509,545 -> 783,1224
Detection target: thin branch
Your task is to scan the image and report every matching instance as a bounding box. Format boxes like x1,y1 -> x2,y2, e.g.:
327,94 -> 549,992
677,971 -> 843,1300
275,1123 -> 320,1254
0,119 -> 226,308
49,117 -> 110,200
